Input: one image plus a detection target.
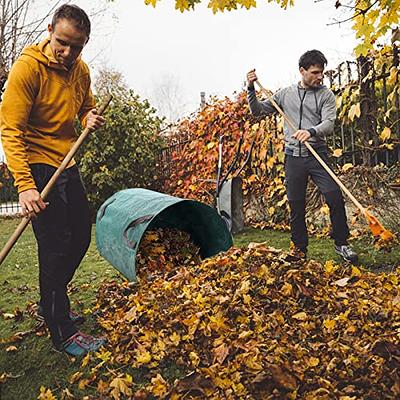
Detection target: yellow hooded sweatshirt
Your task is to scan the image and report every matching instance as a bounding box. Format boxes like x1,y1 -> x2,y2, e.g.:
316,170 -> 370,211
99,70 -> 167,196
0,38 -> 95,193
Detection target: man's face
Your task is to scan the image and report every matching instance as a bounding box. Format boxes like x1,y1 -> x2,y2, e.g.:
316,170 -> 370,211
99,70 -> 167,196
48,18 -> 89,68
300,64 -> 324,88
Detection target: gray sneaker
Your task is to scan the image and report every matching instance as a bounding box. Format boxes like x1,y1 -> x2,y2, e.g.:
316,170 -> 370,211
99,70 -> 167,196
335,245 -> 358,264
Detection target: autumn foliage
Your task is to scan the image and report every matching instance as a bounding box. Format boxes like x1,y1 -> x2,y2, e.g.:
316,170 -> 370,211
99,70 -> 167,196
162,92 -> 290,229
62,232 -> 399,399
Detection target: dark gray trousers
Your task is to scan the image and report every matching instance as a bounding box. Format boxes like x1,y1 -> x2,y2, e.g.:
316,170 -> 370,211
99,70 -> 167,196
30,164 -> 91,347
284,153 -> 350,251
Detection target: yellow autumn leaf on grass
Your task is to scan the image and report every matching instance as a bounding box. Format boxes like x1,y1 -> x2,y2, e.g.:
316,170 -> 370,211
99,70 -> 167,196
38,386 -> 57,400
110,375 -> 133,399
332,148 -> 343,158
380,126 -> 391,141
69,371 -> 83,384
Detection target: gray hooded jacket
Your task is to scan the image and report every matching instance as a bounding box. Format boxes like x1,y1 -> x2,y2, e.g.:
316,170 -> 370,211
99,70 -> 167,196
247,83 -> 336,157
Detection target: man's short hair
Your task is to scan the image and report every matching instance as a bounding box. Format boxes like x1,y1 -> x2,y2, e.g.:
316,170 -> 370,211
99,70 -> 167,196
298,50 -> 327,70
51,4 -> 91,38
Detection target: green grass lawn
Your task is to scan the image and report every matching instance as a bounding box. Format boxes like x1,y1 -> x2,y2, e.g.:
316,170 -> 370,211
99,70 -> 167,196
0,218 -> 399,399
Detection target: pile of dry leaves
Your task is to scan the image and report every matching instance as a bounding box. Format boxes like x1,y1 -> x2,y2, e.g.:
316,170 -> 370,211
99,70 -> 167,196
68,228 -> 400,399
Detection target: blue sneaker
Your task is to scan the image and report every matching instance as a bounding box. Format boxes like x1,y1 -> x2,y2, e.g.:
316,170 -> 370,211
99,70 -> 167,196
57,332 -> 106,356
36,304 -> 85,325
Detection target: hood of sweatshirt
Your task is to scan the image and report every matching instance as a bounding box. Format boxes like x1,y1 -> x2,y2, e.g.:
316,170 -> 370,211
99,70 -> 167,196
21,38 -> 80,71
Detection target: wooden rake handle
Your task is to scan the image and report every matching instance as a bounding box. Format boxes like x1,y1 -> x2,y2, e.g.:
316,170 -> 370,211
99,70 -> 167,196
254,80 -> 366,214
0,95 -> 113,266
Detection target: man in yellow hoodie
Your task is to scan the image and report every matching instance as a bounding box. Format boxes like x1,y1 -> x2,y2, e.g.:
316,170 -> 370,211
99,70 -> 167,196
0,4 -> 106,356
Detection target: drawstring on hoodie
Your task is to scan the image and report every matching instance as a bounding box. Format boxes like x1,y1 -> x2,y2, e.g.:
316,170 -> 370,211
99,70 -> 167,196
297,88 -> 307,157
297,87 -> 322,157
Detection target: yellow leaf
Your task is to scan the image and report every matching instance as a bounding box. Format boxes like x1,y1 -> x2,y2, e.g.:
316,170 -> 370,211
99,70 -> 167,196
110,375 -> 133,399
5,346 -> 17,352
169,332 -> 181,346
207,141 -> 215,150
342,163 -> 353,172
348,103 -> 361,121
81,352 -> 91,368
380,126 -> 391,142
136,350 -> 152,364
245,356 -> 263,371
324,260 -> 335,273
70,371 -> 83,384
354,42 -> 371,58
281,282 -> 293,296
307,357 -> 320,367
388,66 -> 398,85
38,386 -> 57,400
323,319 -> 336,331
332,149 -> 343,158
175,0 -> 189,12
150,374 -> 168,397
320,204 -> 329,215
351,266 -> 362,277
292,311 -> 308,321
268,206 -> 275,215
277,195 -> 287,207
144,0 -> 158,7
189,351 -> 200,366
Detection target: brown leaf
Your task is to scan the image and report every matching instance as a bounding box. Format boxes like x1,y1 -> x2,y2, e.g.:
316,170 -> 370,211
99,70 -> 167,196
213,343 -> 230,364
270,364 -> 297,391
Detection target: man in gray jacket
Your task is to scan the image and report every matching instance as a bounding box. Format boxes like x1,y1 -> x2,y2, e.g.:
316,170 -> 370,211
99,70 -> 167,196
247,49 -> 358,263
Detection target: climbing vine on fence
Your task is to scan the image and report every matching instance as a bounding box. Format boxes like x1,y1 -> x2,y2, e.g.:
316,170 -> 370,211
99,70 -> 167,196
162,91 -> 290,228
333,46 -> 400,165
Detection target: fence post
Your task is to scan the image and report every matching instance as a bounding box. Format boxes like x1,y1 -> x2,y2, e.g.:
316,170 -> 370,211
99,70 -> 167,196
357,55 -> 376,166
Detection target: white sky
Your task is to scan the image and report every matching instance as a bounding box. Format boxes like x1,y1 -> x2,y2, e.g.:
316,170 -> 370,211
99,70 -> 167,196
85,0 -> 357,114
1,0 -> 357,158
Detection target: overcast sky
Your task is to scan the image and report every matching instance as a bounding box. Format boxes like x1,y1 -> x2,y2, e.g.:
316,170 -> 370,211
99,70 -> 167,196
1,0 -> 358,158
85,0 -> 357,115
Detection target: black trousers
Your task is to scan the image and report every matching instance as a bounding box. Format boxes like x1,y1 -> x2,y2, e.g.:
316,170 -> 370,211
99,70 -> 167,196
30,164 -> 91,347
284,153 -> 350,251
